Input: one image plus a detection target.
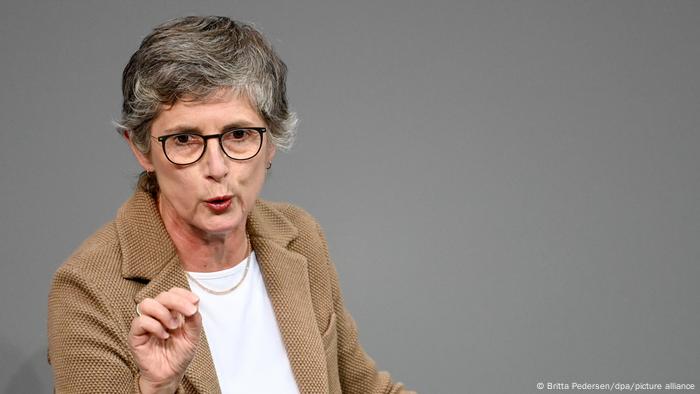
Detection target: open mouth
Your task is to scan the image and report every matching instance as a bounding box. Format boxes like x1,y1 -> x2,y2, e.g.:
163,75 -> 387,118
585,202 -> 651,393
205,195 -> 233,212
206,196 -> 231,204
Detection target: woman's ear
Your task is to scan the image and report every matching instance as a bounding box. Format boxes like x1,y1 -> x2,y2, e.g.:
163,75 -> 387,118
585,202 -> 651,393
123,131 -> 155,172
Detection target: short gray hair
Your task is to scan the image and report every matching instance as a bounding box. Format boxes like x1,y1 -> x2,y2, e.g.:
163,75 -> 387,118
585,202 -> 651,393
115,16 -> 297,194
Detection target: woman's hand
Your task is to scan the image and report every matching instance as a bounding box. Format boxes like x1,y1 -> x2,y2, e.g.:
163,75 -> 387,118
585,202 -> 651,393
129,287 -> 201,394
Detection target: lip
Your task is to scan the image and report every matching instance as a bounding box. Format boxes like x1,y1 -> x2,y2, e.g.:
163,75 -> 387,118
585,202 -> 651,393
204,195 -> 233,213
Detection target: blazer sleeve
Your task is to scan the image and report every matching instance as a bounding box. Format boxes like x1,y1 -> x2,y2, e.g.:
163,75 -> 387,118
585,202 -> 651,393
315,223 -> 416,394
48,263 -> 143,394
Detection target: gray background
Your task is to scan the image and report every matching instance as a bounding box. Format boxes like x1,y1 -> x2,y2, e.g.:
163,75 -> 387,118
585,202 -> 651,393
1,1 -> 698,393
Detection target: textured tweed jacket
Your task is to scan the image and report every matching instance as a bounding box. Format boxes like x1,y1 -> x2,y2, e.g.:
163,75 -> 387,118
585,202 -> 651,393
48,191 -> 413,394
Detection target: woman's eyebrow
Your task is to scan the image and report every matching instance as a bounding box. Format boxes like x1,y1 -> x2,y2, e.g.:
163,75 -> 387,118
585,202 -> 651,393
221,121 -> 258,131
164,124 -> 203,134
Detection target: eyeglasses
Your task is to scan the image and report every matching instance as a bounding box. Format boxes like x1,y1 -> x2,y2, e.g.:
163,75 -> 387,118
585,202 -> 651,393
154,127 -> 267,165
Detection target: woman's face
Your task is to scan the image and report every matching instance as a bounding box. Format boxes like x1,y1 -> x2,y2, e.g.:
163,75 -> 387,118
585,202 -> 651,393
128,89 -> 275,239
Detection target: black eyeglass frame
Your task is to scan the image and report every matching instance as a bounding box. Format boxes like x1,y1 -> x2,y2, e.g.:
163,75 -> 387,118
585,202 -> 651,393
155,127 -> 267,165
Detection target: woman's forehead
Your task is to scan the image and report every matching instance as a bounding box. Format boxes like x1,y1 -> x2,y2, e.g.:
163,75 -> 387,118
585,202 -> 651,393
152,90 -> 263,133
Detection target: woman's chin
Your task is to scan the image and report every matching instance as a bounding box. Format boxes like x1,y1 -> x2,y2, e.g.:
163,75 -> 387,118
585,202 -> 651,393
198,224 -> 234,238
196,215 -> 244,238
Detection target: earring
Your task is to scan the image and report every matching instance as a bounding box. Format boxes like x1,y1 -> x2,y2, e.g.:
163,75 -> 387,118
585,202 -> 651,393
266,162 -> 272,170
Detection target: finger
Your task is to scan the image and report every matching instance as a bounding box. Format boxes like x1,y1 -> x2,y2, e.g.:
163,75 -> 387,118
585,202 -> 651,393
168,288 -> 199,326
138,298 -> 181,330
154,291 -> 199,318
169,287 -> 200,304
170,310 -> 184,329
130,315 -> 170,341
180,308 -> 203,341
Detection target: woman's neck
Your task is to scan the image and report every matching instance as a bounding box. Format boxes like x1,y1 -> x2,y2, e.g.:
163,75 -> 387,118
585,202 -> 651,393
170,227 -> 249,273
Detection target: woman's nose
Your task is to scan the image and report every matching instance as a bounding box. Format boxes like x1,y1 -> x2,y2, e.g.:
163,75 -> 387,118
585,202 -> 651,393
202,140 -> 229,180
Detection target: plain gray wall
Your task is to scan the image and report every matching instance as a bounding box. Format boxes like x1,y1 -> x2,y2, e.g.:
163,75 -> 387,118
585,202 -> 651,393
1,1 -> 698,393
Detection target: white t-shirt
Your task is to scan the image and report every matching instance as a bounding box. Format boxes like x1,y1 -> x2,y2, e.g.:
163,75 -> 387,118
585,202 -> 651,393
186,252 -> 299,394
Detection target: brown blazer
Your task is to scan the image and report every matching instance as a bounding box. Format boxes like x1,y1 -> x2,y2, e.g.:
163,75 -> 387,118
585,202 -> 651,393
48,191 -> 414,394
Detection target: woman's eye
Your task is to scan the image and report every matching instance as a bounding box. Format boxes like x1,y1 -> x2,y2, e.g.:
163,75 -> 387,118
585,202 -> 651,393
174,134 -> 194,144
223,129 -> 252,143
231,129 -> 247,139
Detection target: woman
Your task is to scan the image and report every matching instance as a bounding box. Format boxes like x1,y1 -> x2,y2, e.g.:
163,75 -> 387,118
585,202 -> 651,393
47,16 -> 414,394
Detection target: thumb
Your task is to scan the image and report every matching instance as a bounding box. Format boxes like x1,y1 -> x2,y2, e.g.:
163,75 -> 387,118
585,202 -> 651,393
181,310 -> 202,342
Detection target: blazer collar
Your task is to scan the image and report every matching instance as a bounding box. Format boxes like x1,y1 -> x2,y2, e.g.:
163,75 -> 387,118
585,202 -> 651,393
115,191 -> 328,393
116,191 -> 176,281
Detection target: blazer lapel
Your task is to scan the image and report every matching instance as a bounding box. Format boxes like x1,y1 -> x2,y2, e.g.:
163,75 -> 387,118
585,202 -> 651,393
248,201 -> 329,393
252,236 -> 329,394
